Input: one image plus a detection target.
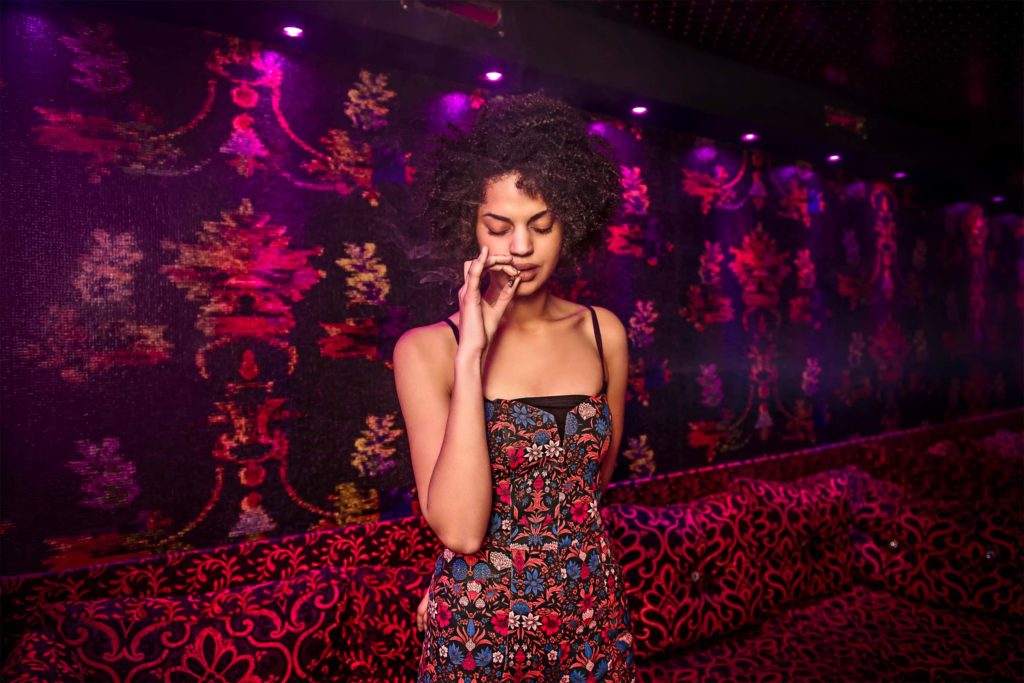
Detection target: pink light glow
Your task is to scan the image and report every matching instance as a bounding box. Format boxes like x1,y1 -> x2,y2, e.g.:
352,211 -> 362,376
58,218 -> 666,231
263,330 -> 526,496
827,154 -> 841,163
484,71 -> 503,82
992,196 -> 1005,203
893,171 -> 907,179
694,144 -> 717,162
742,132 -> 758,142
631,106 -> 647,115
282,26 -> 303,38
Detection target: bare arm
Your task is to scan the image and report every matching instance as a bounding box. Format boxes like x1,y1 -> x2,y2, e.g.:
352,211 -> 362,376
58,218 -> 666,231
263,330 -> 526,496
396,247 -> 519,554
394,330 -> 492,554
595,306 -> 629,497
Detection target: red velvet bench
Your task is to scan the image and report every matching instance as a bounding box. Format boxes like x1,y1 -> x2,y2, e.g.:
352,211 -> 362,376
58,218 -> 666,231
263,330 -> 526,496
3,409 -> 1021,682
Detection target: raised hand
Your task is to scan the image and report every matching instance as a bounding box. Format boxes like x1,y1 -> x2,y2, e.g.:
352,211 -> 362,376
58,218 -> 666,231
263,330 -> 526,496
456,244 -> 521,354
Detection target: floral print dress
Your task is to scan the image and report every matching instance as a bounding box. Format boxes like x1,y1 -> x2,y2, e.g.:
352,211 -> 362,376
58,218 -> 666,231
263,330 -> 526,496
419,306 -> 636,683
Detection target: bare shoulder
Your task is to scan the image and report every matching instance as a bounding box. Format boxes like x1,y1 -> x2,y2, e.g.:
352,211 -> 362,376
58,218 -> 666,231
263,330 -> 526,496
396,316 -> 458,345
587,304 -> 627,349
394,317 -> 458,381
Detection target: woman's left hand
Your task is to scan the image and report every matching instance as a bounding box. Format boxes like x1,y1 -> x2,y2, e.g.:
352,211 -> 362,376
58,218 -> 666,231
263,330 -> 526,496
416,587 -> 429,631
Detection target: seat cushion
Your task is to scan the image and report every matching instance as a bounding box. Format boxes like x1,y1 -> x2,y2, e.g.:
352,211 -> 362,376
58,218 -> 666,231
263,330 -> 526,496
728,469 -> 855,614
0,625 -> 86,683
333,564 -> 433,681
37,564 -> 355,682
635,583 -> 1024,682
0,514 -> 443,659
601,489 -> 765,659
847,491 -> 1024,614
842,465 -> 1023,616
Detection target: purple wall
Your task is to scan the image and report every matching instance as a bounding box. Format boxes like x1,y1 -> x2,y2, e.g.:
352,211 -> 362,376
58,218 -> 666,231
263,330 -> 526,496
1,3 -> 1020,575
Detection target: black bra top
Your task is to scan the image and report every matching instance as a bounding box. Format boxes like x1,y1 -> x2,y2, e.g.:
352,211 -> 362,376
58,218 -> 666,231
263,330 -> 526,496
442,304 -> 608,404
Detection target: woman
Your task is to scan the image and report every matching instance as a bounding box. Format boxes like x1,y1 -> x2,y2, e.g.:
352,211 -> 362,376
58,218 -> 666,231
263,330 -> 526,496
393,91 -> 636,681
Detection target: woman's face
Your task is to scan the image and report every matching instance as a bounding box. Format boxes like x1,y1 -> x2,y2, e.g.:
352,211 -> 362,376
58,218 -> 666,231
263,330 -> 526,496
475,173 -> 562,292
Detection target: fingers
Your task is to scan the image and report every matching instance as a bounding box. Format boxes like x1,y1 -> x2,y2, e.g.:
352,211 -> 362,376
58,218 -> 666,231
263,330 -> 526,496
416,590 -> 430,632
465,253 -> 514,279
465,245 -> 487,290
462,249 -> 515,306
493,268 -> 522,315
486,254 -> 514,271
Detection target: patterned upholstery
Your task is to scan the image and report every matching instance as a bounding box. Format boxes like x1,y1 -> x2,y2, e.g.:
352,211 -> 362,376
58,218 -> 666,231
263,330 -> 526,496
2,423 -> 1022,681
635,583 -> 1024,682
842,463 -> 1024,617
3,564 -> 432,683
40,566 -> 352,682
601,490 -> 765,658
337,565 -> 433,681
0,514 -> 442,659
729,469 -> 855,613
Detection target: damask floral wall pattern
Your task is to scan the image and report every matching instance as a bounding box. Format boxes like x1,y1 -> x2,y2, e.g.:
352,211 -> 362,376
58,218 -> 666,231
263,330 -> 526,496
1,4 -> 1020,575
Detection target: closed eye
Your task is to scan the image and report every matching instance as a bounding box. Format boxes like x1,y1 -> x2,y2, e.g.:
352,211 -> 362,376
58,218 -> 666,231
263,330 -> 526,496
487,225 -> 554,236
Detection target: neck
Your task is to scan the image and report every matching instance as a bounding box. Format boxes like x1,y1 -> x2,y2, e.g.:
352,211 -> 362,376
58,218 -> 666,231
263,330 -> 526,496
484,278 -> 553,330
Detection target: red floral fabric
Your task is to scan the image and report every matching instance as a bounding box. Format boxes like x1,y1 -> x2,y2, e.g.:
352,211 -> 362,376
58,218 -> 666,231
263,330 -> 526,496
635,583 -> 1024,683
30,565 -> 353,682
601,490 -> 765,659
337,565 -> 434,680
418,394 -> 637,682
0,514 -> 442,660
728,470 -> 855,612
840,463 -> 1024,617
2,427 -> 1021,681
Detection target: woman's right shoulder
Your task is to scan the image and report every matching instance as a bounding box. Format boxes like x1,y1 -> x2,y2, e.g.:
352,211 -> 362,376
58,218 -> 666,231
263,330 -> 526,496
395,315 -> 459,360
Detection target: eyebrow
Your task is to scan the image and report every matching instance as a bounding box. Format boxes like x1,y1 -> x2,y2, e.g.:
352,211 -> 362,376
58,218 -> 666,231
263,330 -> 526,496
482,209 -> 551,223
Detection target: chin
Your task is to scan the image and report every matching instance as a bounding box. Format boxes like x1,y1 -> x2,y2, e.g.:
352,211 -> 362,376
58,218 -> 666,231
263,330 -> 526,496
517,279 -> 547,293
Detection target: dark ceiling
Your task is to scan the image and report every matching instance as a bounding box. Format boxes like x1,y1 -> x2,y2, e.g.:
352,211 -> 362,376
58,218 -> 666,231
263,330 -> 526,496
565,0 -> 1023,149
24,0 -> 1023,203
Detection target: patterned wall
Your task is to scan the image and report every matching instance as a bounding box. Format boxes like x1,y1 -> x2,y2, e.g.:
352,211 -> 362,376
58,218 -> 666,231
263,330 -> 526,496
1,4 -> 1020,576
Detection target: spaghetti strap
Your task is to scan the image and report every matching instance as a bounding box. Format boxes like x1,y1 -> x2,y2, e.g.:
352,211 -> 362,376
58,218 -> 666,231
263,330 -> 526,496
445,311 -> 606,393
443,317 -> 459,343
586,305 -> 608,392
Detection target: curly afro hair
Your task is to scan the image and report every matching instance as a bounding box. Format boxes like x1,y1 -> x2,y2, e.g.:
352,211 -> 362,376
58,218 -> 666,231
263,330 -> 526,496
413,91 -> 622,271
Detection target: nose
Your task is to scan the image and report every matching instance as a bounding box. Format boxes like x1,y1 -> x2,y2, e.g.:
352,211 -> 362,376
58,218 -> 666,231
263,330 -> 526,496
510,225 -> 534,256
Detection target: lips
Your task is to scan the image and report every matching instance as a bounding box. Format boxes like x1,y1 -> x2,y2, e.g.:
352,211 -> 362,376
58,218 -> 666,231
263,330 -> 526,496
506,264 -> 538,282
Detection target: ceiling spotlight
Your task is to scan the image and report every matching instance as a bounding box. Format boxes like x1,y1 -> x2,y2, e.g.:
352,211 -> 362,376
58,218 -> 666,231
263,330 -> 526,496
484,71 -> 503,82
631,106 -> 647,115
282,26 -> 303,38
741,132 -> 758,142
827,154 -> 841,163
